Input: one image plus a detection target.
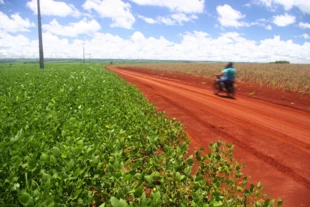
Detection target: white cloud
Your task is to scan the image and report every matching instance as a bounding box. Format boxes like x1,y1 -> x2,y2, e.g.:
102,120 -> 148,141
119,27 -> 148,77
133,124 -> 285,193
177,32 -> 310,63
83,0 -> 135,29
171,13 -> 198,25
130,0 -> 204,13
42,18 -> 101,37
258,35 -> 310,62
256,0 -> 275,8
299,22 -> 310,29
0,0 -> 4,4
138,15 -> 156,24
0,12 -> 35,33
216,4 -> 249,27
1,30 -> 310,63
0,31 -> 85,58
157,16 -> 175,26
256,0 -> 310,14
0,31 -> 31,47
27,0 -> 80,17
0,31 -> 37,58
302,34 -> 310,39
42,32 -> 75,58
138,13 -> 198,25
274,0 -> 310,13
273,13 -> 296,26
131,31 -> 145,42
252,18 -> 273,30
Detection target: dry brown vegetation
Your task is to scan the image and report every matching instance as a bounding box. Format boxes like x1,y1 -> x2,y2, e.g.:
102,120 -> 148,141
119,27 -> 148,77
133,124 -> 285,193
118,62 -> 310,95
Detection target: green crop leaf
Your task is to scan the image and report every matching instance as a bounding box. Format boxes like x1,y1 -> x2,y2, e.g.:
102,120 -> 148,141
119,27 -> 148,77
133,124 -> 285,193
151,171 -> 161,179
257,181 -> 262,189
152,191 -> 161,201
18,192 -> 34,206
250,184 -> 255,193
110,197 -> 128,207
40,153 -> 49,162
144,175 -> 152,185
237,186 -> 243,192
263,199 -> 270,207
134,186 -> 143,197
242,176 -> 248,187
27,158 -> 37,171
244,189 -> 250,198
52,147 -> 61,156
184,166 -> 192,176
50,155 -> 57,163
269,199 -> 275,207
71,189 -> 83,200
211,200 -> 223,207
277,199 -> 283,206
186,155 -> 194,165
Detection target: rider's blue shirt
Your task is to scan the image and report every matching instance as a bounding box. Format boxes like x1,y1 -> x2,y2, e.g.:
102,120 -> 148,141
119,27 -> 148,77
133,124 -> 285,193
222,67 -> 236,81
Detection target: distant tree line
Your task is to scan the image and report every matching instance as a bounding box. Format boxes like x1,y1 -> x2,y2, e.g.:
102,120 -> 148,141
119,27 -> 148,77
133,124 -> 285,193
270,60 -> 290,64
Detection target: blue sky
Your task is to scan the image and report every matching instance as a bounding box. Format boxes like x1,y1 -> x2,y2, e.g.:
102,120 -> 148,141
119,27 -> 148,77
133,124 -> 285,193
0,0 -> 309,63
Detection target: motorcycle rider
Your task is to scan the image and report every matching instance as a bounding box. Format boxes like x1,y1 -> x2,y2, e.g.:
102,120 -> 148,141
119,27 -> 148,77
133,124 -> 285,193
215,62 -> 236,92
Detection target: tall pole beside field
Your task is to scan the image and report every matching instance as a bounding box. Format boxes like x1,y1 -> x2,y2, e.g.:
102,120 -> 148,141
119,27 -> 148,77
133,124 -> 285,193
37,0 -> 44,69
83,43 -> 85,64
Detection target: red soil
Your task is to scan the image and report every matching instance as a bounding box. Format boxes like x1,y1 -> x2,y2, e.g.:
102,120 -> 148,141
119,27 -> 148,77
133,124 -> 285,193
106,66 -> 310,207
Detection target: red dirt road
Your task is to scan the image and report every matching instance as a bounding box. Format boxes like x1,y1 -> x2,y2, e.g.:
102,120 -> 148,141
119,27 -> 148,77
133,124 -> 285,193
107,66 -> 310,206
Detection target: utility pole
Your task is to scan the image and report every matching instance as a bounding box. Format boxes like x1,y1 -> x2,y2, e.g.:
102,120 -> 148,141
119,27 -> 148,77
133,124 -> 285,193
86,54 -> 91,64
83,43 -> 85,64
37,0 -> 44,69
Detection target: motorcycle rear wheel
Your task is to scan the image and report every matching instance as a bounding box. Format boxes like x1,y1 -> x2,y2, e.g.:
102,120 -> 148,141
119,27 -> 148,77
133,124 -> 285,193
226,84 -> 235,97
213,82 -> 221,94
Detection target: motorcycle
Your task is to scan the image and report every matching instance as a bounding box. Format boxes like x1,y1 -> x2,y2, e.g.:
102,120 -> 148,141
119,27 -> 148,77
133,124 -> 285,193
213,75 -> 235,98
